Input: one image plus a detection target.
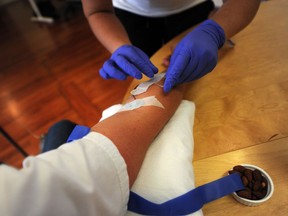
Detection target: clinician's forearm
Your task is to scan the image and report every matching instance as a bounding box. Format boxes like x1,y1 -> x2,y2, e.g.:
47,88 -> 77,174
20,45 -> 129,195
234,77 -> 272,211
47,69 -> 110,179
82,0 -> 131,53
211,0 -> 261,39
87,12 -> 131,53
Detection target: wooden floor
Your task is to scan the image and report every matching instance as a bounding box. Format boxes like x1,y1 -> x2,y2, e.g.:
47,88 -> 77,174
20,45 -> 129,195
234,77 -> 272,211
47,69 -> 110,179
0,1 -> 132,168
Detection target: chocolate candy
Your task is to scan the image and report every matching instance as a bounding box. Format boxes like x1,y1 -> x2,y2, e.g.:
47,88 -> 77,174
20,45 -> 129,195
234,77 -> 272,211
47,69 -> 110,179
229,165 -> 268,200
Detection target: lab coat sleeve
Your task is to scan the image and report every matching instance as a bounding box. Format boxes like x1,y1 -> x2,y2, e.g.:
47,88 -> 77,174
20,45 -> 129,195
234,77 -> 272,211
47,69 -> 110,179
0,132 -> 129,216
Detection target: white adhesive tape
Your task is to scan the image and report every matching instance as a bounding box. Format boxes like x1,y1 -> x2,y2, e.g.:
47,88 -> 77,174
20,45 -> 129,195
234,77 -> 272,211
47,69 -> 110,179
118,96 -> 164,112
130,73 -> 165,96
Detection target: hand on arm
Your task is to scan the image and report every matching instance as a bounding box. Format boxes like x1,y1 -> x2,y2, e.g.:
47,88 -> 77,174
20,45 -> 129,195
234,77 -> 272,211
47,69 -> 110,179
100,45 -> 158,80
164,0 -> 261,92
91,78 -> 186,187
81,0 -> 158,80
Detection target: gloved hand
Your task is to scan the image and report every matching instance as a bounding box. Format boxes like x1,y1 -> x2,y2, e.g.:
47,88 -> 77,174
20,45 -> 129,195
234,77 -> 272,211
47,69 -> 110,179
100,45 -> 158,80
164,19 -> 226,92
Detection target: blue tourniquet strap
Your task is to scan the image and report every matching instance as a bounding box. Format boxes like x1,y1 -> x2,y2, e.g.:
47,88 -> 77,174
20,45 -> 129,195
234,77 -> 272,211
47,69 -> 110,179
128,173 -> 244,215
67,125 -> 90,142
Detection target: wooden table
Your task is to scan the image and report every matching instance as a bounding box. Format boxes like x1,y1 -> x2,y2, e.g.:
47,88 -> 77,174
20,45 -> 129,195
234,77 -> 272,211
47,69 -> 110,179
124,0 -> 288,215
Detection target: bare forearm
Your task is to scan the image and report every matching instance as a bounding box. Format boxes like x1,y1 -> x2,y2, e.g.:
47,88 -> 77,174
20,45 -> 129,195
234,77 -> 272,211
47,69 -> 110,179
87,12 -> 131,53
211,0 -> 261,38
82,0 -> 131,53
92,80 -> 186,186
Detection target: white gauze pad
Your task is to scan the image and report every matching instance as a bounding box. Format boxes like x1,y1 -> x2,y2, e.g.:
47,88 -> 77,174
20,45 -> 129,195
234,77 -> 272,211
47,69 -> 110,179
118,96 -> 164,112
130,73 -> 165,96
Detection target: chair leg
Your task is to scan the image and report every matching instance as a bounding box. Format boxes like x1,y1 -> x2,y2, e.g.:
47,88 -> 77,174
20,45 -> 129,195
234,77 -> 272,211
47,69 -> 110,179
0,127 -> 29,158
28,0 -> 54,23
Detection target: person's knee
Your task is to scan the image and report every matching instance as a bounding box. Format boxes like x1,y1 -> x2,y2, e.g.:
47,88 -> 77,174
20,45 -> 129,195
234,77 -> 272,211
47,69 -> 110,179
51,120 -> 76,130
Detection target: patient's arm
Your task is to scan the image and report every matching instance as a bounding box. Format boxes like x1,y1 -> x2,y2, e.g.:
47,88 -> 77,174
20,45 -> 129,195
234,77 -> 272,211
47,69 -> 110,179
91,79 -> 186,186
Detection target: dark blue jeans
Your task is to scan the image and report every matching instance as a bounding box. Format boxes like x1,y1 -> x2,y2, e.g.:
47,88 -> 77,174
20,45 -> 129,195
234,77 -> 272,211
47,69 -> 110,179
42,120 -> 76,153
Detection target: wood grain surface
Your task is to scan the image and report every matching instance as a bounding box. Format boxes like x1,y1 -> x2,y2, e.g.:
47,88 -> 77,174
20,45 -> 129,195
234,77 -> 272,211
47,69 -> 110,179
124,1 -> 288,215
193,137 -> 288,215
124,0 -> 288,160
0,1 -> 132,167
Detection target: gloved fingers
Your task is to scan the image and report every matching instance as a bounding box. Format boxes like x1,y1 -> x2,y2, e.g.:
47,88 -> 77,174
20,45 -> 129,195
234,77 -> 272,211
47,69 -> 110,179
192,52 -> 217,80
176,53 -> 200,84
164,51 -> 190,92
179,45 -> 219,83
194,60 -> 216,80
100,59 -> 128,80
163,76 -> 176,93
114,55 -> 143,79
137,48 -> 158,76
177,64 -> 198,84
99,68 -> 111,79
124,46 -> 157,78
113,45 -> 158,78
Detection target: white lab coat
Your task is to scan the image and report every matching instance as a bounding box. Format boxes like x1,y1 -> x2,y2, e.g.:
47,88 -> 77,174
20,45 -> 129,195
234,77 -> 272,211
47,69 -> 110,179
0,132 -> 129,216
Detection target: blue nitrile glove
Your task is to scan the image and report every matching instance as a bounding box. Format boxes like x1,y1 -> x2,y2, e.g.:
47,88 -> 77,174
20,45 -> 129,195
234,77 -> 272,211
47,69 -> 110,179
100,45 -> 158,80
164,19 -> 226,92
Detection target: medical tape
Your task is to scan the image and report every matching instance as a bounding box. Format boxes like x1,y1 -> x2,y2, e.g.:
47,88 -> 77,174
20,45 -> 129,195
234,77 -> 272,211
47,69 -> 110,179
128,173 -> 245,215
118,96 -> 164,112
130,73 -> 166,96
